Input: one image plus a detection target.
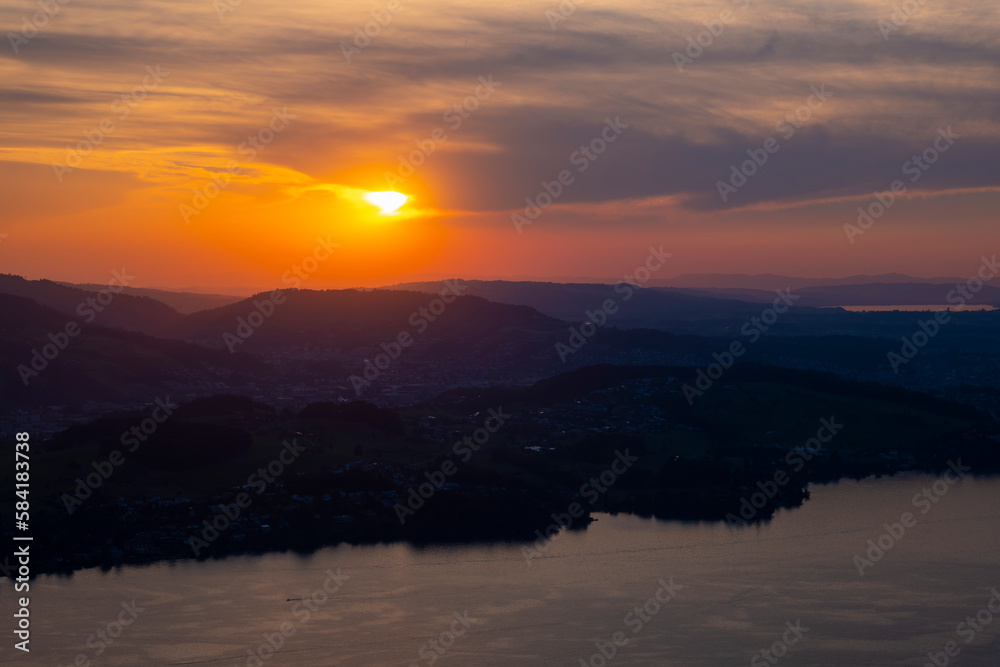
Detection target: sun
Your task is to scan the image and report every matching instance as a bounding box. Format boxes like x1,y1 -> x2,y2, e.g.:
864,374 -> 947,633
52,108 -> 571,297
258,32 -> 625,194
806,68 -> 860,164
362,191 -> 408,215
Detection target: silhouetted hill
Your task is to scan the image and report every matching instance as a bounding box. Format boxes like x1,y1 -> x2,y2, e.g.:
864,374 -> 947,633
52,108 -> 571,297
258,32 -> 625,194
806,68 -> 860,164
665,282 -> 1000,307
777,282 -> 1000,307
174,395 -> 277,418
46,417 -> 253,470
57,281 -> 243,314
299,400 -> 405,436
435,363 -> 984,421
384,279 -> 811,328
653,273 -> 964,290
21,363 -> 997,575
173,287 -> 567,350
0,273 -> 183,335
0,293 -> 255,407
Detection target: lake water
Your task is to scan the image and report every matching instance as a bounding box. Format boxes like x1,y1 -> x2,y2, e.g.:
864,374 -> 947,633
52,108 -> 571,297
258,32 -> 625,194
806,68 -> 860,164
11,474 -> 1000,666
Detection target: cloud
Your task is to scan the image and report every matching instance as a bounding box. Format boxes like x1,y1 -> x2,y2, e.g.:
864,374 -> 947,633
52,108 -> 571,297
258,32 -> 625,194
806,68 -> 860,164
0,0 -> 997,217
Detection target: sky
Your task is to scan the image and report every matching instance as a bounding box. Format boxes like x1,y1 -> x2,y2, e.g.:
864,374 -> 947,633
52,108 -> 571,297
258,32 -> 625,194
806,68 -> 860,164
1,0 -> 998,290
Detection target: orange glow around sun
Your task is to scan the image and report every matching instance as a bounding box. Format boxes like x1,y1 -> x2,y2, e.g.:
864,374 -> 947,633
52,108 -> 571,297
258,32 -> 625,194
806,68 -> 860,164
1,0 -> 997,291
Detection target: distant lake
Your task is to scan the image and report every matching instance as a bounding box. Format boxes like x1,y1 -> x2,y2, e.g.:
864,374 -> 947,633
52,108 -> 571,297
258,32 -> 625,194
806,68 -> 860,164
14,475 -> 1000,666
831,304 -> 997,312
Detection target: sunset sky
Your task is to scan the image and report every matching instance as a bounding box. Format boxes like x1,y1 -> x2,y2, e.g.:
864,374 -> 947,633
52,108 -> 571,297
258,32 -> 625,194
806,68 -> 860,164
2,0 -> 998,290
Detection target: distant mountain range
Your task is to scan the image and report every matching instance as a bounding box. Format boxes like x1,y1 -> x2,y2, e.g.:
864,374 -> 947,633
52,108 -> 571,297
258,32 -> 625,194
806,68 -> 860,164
56,281 -> 242,314
649,273 -> 966,290
5,273 -> 986,324
172,287 -> 566,350
0,292 -> 253,407
660,283 -> 1000,307
0,274 -> 183,336
3,274 -> 995,353
2,274 -> 999,416
384,279 -> 825,328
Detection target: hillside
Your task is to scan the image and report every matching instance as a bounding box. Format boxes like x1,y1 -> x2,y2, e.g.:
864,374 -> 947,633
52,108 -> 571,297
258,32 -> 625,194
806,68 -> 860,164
664,282 -> 1000,307
58,282 -> 244,314
0,274 -> 183,335
173,287 -> 568,350
652,273 -> 965,290
0,293 -> 255,408
384,279 -> 810,329
13,365 -> 998,575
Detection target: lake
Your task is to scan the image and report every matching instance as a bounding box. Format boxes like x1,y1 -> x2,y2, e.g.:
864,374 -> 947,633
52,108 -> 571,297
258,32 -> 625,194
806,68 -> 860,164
14,474 -> 1000,666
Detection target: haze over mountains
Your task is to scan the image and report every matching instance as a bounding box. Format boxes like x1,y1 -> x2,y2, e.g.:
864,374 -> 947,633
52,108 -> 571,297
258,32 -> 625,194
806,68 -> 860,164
56,281 -> 243,314
26,271 -> 977,301
2,273 -> 999,420
649,272 -> 972,290
392,274 -> 999,312
385,279 -> 810,329
9,271 -> 994,355
10,271 -> 989,323
174,287 -> 565,350
662,283 -> 1000,307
